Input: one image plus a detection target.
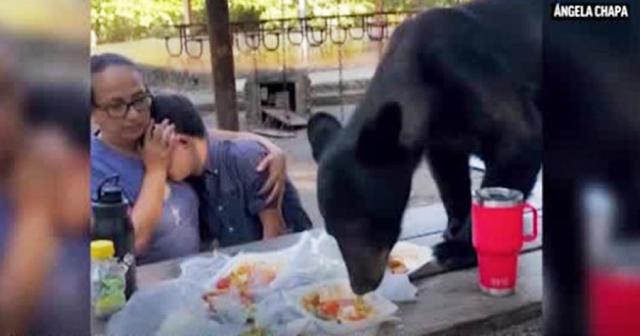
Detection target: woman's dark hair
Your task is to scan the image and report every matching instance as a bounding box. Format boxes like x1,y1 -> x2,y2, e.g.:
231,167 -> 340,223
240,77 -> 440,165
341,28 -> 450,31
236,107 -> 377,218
151,93 -> 207,138
152,93 -> 213,247
90,53 -> 141,106
90,53 -> 138,75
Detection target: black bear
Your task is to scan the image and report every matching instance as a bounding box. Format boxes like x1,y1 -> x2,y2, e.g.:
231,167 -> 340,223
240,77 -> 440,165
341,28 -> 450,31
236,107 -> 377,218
308,0 -> 542,295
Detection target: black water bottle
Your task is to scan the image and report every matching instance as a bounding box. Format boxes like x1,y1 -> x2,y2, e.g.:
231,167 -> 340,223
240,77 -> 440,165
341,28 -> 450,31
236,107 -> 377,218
91,176 -> 137,299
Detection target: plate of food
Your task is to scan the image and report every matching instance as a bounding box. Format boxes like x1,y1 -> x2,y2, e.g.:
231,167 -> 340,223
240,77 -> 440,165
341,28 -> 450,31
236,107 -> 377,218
201,252 -> 291,324
286,279 -> 398,335
203,260 -> 279,303
387,241 -> 433,275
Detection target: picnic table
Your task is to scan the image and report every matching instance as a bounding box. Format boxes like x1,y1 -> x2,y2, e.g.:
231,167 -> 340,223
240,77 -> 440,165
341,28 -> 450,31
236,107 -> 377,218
92,163 -> 543,335
92,215 -> 542,335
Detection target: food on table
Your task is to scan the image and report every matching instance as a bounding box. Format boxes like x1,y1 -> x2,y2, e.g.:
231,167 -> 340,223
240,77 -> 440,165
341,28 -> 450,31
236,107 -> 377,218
301,286 -> 374,323
388,257 -> 409,274
387,241 -> 433,274
202,261 -> 278,309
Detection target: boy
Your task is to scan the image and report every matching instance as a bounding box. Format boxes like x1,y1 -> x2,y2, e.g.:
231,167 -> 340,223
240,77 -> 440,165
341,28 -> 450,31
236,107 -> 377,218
151,93 -> 312,247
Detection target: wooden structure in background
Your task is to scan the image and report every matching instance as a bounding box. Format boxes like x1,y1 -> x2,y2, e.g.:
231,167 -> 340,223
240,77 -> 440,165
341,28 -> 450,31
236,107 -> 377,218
206,0 -> 239,131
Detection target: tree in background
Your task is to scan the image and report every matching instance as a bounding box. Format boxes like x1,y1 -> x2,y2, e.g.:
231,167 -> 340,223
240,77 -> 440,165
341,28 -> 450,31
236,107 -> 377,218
91,0 -> 184,43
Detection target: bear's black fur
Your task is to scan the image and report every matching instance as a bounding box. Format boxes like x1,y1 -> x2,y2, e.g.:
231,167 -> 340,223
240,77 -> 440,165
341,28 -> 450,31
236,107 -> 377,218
308,0 -> 542,295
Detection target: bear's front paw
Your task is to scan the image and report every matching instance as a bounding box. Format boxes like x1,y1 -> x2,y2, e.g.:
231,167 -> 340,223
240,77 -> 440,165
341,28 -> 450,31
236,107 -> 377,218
433,240 -> 478,271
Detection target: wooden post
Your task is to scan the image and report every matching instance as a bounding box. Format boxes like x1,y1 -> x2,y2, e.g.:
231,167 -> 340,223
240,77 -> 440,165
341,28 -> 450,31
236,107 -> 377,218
375,0 -> 383,12
183,0 -> 192,24
206,0 -> 239,131
376,0 -> 385,60
299,0 -> 308,64
183,0 -> 193,36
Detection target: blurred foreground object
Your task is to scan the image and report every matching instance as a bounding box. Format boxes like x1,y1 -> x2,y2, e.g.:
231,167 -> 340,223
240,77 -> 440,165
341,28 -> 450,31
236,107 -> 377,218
0,12 -> 90,332
542,0 -> 640,334
0,81 -> 90,335
583,184 -> 640,336
0,0 -> 87,43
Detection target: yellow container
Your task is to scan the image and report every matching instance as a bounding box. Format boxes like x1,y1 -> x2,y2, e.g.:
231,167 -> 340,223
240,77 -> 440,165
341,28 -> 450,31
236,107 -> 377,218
91,240 -> 115,260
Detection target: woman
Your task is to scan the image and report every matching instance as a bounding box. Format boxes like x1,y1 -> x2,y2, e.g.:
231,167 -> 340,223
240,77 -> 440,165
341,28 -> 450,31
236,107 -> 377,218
90,53 -> 286,264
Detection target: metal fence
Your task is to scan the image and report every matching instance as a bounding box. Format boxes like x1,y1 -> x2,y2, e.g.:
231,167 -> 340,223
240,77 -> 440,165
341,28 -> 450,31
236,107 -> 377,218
162,10 -> 419,135
164,10 -> 419,58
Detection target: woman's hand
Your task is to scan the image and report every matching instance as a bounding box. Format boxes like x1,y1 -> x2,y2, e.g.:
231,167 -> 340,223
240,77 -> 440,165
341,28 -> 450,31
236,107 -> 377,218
132,119 -> 176,253
256,145 -> 286,205
140,119 -> 175,174
209,129 -> 288,204
259,190 -> 286,239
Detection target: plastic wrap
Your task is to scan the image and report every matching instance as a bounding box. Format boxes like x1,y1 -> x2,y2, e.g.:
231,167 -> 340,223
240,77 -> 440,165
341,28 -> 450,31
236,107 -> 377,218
106,231 -> 423,335
105,280 -> 216,336
179,251 -> 231,288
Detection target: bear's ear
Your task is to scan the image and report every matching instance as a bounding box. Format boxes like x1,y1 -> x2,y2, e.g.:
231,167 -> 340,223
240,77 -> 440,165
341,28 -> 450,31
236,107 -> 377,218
307,112 -> 342,162
356,101 -> 404,166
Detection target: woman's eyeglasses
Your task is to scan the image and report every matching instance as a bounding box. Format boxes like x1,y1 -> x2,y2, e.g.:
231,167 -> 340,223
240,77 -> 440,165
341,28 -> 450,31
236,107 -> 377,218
94,93 -> 153,119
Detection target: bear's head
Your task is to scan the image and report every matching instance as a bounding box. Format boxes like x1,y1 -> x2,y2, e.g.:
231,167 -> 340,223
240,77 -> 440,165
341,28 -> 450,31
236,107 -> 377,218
308,102 -> 418,294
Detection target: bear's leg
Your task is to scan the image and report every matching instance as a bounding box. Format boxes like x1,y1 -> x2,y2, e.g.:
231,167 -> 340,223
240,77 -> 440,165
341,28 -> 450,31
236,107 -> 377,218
480,149 -> 540,201
425,145 -> 478,270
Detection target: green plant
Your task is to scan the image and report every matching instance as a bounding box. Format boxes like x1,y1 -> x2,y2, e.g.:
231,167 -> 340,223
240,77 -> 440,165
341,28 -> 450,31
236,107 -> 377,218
92,0 -> 185,43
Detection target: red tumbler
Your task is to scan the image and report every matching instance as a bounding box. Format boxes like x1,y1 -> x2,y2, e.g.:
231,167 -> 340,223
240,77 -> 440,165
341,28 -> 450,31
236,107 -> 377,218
472,187 -> 539,296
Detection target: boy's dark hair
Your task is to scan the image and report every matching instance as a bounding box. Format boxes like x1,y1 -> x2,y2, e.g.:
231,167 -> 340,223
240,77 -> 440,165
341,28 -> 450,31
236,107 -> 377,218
90,53 -> 141,106
151,93 -> 207,138
152,93 -> 213,248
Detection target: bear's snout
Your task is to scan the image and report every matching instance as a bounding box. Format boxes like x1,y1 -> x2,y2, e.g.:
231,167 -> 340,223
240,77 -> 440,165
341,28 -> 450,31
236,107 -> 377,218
340,246 -> 390,295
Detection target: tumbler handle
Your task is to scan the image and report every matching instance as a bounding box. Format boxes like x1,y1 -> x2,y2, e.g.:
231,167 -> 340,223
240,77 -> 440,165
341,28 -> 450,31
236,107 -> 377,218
523,203 -> 539,242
